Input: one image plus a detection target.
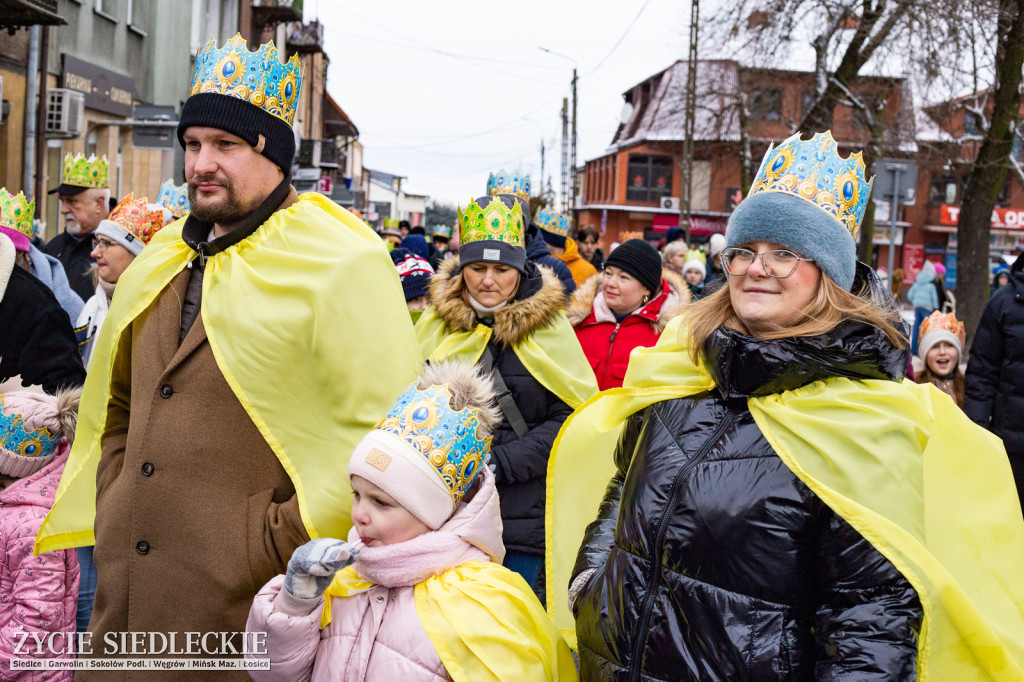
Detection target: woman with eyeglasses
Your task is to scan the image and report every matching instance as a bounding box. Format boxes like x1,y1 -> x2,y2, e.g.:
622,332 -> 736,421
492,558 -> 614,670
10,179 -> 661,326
555,133 -> 1024,680
76,194 -> 169,368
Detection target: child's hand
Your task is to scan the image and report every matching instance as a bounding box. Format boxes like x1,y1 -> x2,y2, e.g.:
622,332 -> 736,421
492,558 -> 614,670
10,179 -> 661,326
283,538 -> 364,600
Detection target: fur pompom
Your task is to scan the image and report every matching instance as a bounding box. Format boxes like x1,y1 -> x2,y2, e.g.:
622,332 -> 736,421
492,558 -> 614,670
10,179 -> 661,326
418,361 -> 501,438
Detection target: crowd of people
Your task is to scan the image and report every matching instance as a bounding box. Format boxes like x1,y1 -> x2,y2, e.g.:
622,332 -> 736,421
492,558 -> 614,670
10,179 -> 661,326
0,33 -> 1022,681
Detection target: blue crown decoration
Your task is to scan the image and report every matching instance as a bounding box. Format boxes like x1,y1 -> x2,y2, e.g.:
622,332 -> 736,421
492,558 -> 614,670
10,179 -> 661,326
373,381 -> 491,507
155,179 -> 190,219
0,396 -> 60,458
486,169 -> 531,201
432,224 -> 452,239
190,33 -> 302,126
748,131 -> 873,239
535,208 -> 570,238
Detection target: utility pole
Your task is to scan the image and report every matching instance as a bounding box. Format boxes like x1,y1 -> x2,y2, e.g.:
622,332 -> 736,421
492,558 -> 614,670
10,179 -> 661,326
540,137 -> 545,201
560,97 -> 569,214
570,68 -> 578,220
680,0 -> 700,245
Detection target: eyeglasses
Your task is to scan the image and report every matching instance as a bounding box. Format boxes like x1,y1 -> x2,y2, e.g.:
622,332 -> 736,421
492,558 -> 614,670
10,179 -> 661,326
720,247 -> 814,279
91,236 -> 118,251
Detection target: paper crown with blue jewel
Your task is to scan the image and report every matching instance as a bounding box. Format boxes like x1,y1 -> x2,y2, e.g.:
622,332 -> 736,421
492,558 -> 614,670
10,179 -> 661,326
748,131 -> 872,239
458,197 -> 524,248
487,169 -> 531,201
0,396 -> 60,459
190,33 -> 302,126
535,208 -> 570,238
432,224 -> 452,240
372,381 -> 492,508
155,179 -> 190,219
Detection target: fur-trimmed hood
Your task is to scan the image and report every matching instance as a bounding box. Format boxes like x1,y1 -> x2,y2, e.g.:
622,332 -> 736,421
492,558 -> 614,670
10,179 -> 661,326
566,267 -> 690,334
428,256 -> 567,347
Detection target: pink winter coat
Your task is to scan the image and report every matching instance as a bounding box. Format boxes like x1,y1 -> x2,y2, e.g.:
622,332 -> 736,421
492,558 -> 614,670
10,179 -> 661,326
246,467 -> 505,682
0,441 -> 80,680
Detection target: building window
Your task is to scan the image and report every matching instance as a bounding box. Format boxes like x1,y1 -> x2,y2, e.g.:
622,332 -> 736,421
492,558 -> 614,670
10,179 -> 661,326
929,176 -> 958,205
127,0 -> 148,33
750,88 -> 782,121
626,154 -> 672,203
94,0 -> 118,23
801,90 -> 817,119
964,112 -> 981,137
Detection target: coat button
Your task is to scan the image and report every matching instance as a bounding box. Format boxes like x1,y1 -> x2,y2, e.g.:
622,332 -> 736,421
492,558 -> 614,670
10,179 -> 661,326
136,541 -> 150,555
141,462 -> 154,476
375,595 -> 384,603
159,385 -> 173,398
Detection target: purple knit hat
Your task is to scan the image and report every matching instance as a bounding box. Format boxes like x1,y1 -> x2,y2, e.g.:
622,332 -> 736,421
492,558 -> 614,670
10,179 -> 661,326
0,389 -> 81,478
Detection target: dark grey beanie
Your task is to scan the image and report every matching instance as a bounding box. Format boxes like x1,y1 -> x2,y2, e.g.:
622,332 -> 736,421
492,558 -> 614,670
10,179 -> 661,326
177,93 -> 296,171
605,239 -> 662,294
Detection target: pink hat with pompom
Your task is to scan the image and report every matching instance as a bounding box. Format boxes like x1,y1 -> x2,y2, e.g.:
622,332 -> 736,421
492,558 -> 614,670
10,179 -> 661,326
0,388 -> 81,478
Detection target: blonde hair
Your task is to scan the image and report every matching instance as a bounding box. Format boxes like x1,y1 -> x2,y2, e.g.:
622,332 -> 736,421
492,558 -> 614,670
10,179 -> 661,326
662,240 -> 687,263
684,275 -> 908,364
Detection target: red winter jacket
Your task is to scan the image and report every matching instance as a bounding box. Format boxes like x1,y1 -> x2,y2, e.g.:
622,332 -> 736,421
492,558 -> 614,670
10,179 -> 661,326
567,269 -> 689,390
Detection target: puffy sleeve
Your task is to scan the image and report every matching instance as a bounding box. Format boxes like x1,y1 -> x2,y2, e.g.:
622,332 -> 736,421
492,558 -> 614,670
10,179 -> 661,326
246,574 -> 324,682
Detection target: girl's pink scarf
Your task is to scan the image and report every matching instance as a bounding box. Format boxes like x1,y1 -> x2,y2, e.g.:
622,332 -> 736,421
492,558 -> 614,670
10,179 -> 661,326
346,526 -> 486,588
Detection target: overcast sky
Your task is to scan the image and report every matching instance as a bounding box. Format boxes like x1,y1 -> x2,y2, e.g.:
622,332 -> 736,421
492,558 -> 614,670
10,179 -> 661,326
306,0 -> 692,206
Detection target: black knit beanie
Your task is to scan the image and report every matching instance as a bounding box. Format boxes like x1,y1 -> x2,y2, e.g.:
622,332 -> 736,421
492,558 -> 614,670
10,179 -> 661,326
605,239 -> 662,294
177,92 -> 296,171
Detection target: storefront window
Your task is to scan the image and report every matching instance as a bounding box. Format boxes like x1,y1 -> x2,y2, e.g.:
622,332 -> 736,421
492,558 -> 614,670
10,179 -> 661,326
626,154 -> 672,202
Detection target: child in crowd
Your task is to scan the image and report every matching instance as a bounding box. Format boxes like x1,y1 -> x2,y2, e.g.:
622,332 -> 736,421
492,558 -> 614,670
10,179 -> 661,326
246,362 -> 575,681
0,388 -> 81,678
390,248 -> 434,323
682,248 -> 707,300
914,310 -> 967,408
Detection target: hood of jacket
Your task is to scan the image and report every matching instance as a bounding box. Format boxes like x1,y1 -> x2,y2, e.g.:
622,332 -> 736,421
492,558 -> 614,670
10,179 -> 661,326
525,225 -> 555,260
28,245 -> 84,319
705,263 -> 908,398
429,255 -> 565,347
0,439 -> 70,510
556,238 -> 584,264
566,268 -> 690,334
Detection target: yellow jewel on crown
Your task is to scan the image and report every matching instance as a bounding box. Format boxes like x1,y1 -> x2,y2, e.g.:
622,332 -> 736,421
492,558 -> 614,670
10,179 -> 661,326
457,197 -> 525,248
190,33 -> 302,126
0,189 -> 35,238
61,153 -> 109,189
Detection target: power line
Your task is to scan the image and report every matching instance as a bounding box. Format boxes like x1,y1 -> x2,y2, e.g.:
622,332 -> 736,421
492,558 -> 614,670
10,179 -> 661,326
335,8 -> 566,86
329,31 -> 567,71
582,0 -> 653,78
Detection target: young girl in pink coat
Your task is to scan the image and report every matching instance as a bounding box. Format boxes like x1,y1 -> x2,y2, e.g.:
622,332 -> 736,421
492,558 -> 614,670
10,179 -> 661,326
0,389 -> 81,679
246,362 -> 575,682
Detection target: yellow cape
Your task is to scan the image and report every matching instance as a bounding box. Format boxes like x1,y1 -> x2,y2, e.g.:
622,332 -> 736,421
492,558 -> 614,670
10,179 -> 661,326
322,562 -> 577,682
36,194 -> 421,553
546,315 -> 1024,679
414,306 -> 597,409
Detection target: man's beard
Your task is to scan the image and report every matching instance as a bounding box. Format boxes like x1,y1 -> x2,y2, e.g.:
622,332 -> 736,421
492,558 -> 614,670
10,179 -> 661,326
188,176 -> 250,226
64,216 -> 81,237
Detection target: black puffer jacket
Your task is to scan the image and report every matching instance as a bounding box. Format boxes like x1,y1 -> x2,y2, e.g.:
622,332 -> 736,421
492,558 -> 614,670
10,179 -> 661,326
427,258 -> 572,563
572,294 -> 922,680
966,253 -> 1024,501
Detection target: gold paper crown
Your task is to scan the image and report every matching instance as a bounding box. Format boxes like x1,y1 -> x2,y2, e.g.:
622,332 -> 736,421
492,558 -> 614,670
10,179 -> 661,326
61,153 -> 109,189
457,198 -> 524,248
0,188 -> 35,238
190,34 -> 302,126
106,193 -> 166,246
748,131 -> 873,240
920,311 -> 966,348
684,249 -> 706,265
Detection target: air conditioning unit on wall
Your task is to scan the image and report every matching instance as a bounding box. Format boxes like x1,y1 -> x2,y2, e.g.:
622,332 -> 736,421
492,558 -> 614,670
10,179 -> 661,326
46,89 -> 85,138
662,197 -> 680,210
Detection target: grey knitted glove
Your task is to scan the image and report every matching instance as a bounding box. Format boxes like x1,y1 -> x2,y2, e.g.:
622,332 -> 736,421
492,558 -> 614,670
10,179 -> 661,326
283,538 -> 364,600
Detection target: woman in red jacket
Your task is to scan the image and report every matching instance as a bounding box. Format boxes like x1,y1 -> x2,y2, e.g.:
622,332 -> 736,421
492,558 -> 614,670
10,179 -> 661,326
567,239 -> 690,390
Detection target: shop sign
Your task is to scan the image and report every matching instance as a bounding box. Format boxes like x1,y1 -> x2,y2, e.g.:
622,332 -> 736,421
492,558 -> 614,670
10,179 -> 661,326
903,243 -> 925,284
940,204 -> 1024,229
61,55 -> 134,117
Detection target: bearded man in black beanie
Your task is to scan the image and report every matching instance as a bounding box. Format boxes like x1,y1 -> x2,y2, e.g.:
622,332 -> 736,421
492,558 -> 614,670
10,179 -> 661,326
48,34 -> 420,678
